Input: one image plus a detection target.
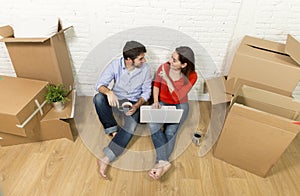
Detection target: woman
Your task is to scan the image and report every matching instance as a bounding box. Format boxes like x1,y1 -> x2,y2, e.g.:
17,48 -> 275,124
148,46 -> 198,180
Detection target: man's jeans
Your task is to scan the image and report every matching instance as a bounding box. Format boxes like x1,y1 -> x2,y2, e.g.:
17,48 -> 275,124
149,102 -> 189,163
93,92 -> 139,162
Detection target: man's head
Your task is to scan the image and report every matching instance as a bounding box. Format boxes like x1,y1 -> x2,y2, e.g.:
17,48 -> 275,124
123,41 -> 147,68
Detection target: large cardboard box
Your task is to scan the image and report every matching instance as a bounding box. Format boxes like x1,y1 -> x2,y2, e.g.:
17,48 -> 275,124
226,35 -> 300,97
0,21 -> 77,146
0,90 -> 77,146
214,85 -> 300,177
0,75 -> 51,137
0,21 -> 74,89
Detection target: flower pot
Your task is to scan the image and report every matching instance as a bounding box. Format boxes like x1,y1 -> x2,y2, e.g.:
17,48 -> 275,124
52,101 -> 65,112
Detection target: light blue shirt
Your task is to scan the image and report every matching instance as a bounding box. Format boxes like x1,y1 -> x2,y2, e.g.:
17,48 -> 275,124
95,57 -> 152,102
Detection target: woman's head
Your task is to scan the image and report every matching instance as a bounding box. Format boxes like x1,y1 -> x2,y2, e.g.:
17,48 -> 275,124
170,46 -> 195,77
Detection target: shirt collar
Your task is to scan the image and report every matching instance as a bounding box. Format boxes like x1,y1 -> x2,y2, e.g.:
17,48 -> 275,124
121,57 -> 126,70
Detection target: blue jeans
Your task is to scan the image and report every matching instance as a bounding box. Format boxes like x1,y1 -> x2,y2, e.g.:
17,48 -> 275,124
149,102 -> 189,163
93,92 -> 140,162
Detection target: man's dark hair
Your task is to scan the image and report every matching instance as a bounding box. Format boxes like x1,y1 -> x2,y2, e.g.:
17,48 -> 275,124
123,41 -> 146,61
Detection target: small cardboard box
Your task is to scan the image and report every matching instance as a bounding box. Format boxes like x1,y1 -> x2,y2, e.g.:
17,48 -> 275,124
226,34 -> 300,97
0,75 -> 51,137
0,90 -> 77,146
214,85 -> 300,177
0,21 -> 74,89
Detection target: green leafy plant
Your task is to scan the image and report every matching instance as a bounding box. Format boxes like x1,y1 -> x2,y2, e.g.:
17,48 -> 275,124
45,84 -> 70,104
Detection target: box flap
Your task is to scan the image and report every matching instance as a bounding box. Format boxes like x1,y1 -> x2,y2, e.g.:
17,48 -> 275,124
0,37 -> 50,43
205,77 -> 230,104
242,35 -> 286,55
232,85 -> 300,120
0,76 -> 48,114
41,90 -> 75,121
0,25 -> 14,38
231,103 -> 300,134
285,34 -> 300,65
0,19 -> 72,42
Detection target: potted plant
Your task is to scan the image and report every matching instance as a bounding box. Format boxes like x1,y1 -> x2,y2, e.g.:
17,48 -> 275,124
45,84 -> 70,111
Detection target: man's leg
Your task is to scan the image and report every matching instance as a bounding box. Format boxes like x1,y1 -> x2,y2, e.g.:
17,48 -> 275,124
103,108 -> 140,162
93,92 -> 118,135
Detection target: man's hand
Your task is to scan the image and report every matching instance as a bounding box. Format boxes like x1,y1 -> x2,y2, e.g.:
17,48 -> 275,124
159,66 -> 174,93
106,91 -> 119,107
125,105 -> 138,116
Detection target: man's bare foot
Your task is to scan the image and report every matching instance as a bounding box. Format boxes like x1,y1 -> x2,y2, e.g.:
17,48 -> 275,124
148,160 -> 171,180
97,156 -> 110,179
108,131 -> 118,138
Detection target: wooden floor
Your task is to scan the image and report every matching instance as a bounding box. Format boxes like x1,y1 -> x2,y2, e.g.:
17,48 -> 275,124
0,96 -> 299,196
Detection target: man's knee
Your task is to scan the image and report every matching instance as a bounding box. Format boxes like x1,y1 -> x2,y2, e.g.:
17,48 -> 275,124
93,92 -> 106,105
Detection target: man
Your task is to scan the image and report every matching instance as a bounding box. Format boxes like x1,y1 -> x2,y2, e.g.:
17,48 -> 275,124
93,41 -> 152,179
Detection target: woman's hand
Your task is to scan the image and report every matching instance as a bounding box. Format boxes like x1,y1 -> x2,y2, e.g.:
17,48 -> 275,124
159,66 -> 174,93
152,102 -> 161,109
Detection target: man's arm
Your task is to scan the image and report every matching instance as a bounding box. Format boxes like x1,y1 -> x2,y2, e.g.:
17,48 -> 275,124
98,85 -> 119,108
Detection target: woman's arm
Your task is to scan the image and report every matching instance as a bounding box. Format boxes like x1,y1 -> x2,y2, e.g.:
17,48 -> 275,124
152,86 -> 161,109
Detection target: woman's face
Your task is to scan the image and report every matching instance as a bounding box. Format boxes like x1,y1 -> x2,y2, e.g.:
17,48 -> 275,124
169,51 -> 186,71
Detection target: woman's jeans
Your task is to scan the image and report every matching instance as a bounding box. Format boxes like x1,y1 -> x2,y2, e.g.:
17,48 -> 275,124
149,102 -> 189,163
93,93 -> 139,162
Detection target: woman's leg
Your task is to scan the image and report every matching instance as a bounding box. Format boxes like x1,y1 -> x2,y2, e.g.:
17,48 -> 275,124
164,103 -> 189,160
149,122 -> 168,163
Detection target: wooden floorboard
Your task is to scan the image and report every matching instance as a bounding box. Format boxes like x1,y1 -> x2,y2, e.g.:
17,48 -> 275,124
0,96 -> 299,196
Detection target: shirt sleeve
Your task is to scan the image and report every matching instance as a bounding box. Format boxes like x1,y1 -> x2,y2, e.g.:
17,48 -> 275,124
95,61 -> 116,92
170,71 -> 198,102
153,64 -> 163,88
140,64 -> 153,101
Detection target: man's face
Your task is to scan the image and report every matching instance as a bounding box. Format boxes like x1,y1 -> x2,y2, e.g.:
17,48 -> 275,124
133,53 -> 146,68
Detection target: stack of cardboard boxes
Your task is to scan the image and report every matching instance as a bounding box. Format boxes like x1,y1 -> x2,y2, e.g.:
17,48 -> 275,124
213,34 -> 300,177
0,21 -> 77,146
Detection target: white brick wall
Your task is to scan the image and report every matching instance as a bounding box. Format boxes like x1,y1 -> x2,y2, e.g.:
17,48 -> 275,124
0,0 -> 300,99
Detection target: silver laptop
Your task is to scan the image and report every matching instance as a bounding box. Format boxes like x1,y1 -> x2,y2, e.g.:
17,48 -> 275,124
140,105 -> 183,123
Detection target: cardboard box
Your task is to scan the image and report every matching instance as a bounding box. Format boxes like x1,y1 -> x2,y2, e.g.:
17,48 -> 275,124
0,75 -> 51,137
0,20 -> 77,146
0,90 -> 77,146
0,20 -> 74,89
205,76 -> 232,104
40,89 -> 77,141
226,34 -> 300,97
214,85 -> 300,177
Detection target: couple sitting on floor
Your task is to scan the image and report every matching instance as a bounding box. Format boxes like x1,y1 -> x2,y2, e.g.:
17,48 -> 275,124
93,40 -> 198,180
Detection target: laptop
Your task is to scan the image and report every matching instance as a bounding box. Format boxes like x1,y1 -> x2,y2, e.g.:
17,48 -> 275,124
140,105 -> 183,123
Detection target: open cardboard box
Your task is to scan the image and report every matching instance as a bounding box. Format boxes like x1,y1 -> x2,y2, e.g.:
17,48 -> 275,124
226,34 -> 300,97
0,20 -> 77,146
0,20 -> 74,89
213,85 -> 300,177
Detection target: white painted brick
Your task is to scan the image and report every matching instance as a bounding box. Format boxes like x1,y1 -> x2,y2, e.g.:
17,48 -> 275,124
1,0 -> 300,99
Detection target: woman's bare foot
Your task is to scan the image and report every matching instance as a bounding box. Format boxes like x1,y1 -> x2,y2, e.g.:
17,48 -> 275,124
97,156 -> 110,179
148,160 -> 171,180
